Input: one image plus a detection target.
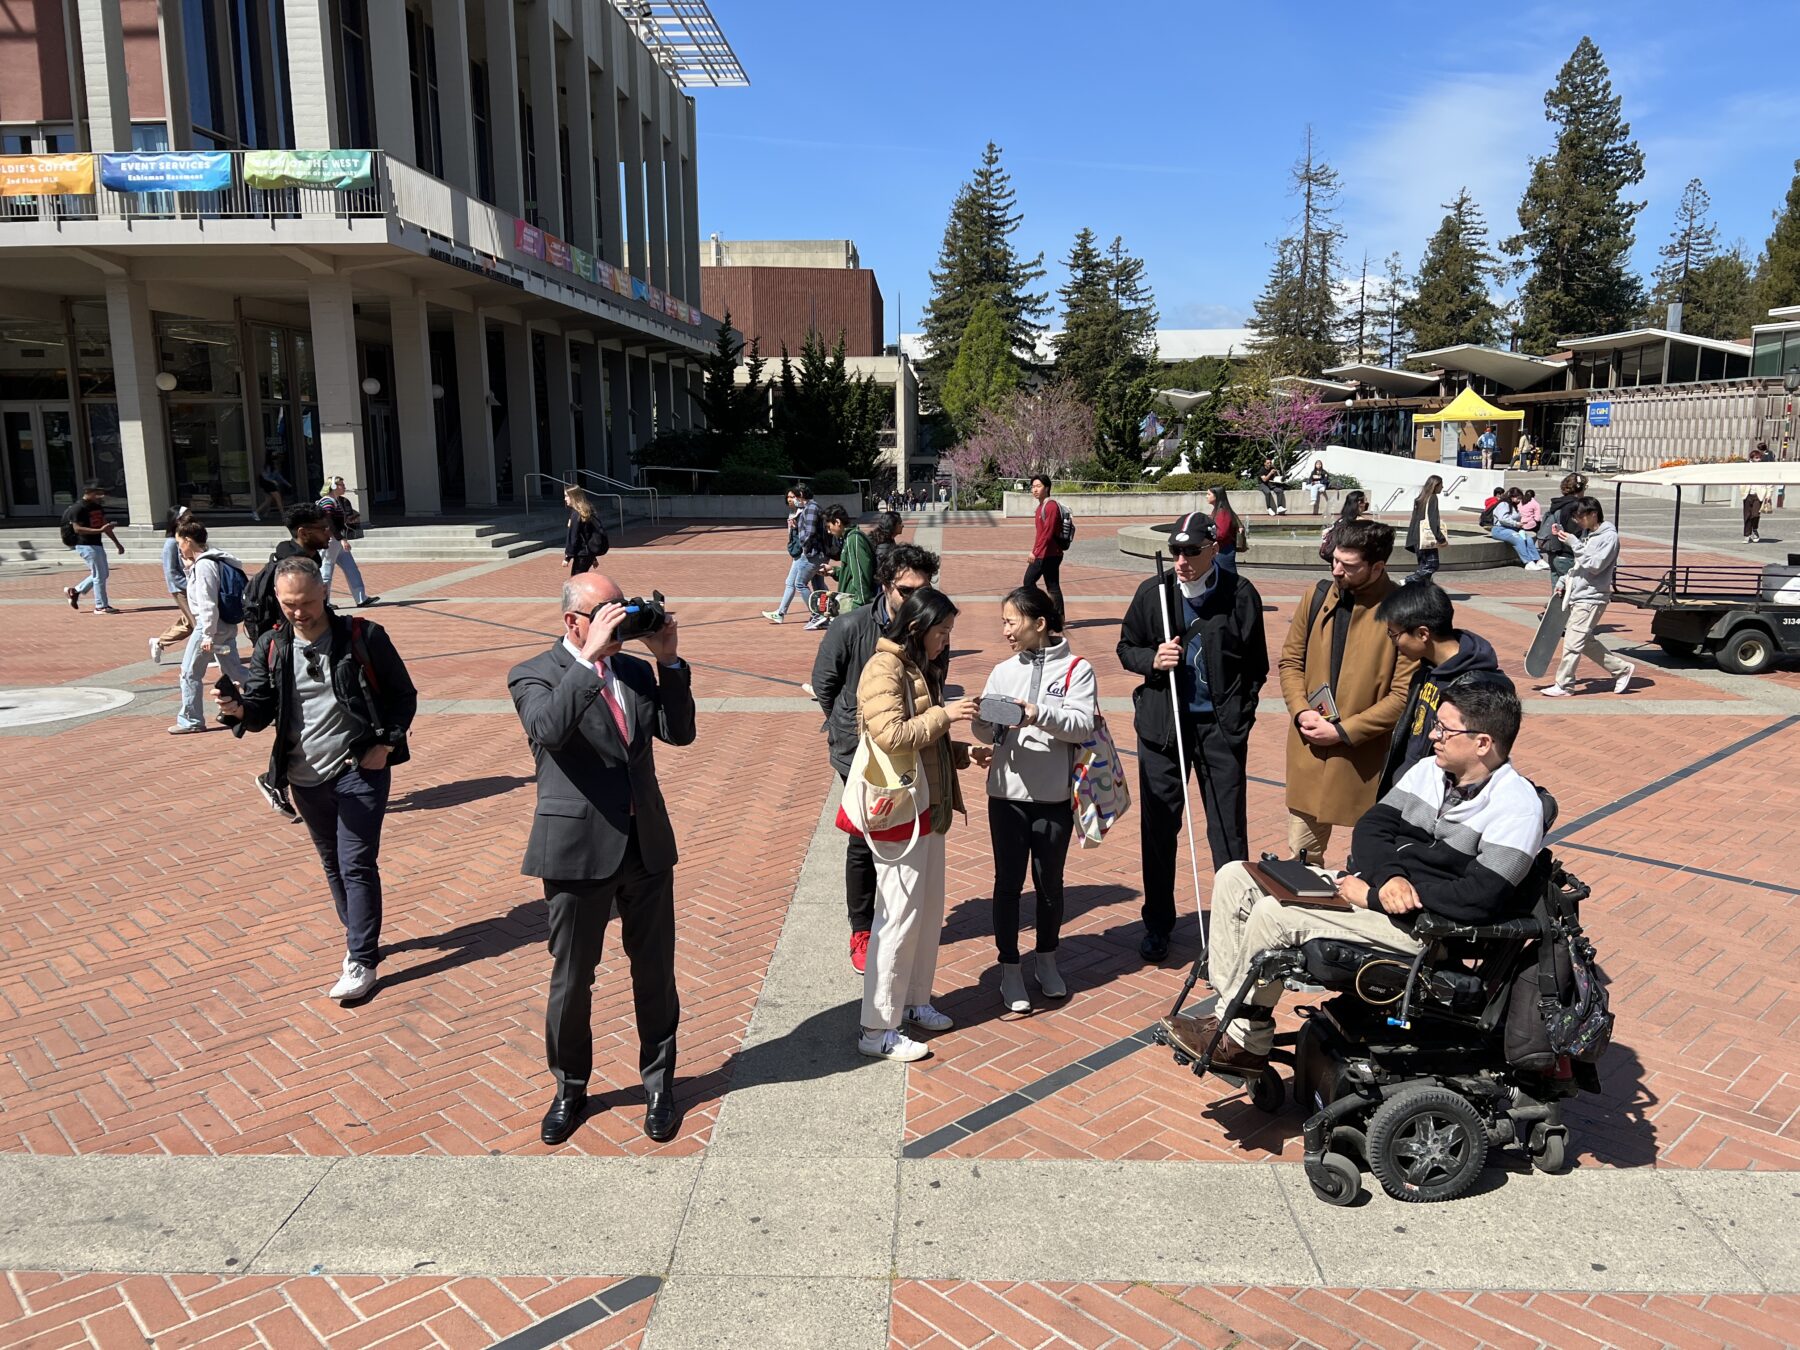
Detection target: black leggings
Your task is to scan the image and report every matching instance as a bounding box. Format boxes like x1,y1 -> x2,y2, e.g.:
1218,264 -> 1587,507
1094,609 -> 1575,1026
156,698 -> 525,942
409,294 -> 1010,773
1022,555 -> 1064,627
988,797 -> 1073,961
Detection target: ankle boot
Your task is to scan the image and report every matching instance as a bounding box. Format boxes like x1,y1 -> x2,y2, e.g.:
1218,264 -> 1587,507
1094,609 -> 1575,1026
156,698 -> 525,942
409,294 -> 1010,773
1034,951 -> 1067,999
998,962 -> 1030,1015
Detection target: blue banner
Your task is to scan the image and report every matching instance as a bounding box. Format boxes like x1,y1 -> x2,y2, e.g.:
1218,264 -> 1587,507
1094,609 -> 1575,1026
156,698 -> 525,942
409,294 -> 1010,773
99,151 -> 232,193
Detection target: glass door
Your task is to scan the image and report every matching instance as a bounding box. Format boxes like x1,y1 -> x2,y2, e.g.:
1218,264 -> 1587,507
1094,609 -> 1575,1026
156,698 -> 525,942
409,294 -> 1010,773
1,403 -> 77,515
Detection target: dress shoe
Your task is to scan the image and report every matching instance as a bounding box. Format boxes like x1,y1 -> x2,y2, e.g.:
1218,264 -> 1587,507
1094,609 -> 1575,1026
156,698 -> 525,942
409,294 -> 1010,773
540,1090 -> 587,1146
1139,930 -> 1171,963
1162,1011 -> 1220,1060
644,1092 -> 678,1142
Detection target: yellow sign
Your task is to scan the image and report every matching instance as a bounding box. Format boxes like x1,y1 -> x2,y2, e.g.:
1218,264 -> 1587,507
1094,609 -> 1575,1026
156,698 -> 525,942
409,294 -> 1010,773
0,154 -> 96,196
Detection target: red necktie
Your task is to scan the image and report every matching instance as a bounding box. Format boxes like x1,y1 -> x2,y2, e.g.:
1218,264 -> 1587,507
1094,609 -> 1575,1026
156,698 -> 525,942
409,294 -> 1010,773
597,661 -> 630,746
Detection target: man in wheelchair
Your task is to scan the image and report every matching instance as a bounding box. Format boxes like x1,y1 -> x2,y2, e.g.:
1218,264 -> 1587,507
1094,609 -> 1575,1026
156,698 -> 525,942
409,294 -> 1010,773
1165,676 -> 1541,1078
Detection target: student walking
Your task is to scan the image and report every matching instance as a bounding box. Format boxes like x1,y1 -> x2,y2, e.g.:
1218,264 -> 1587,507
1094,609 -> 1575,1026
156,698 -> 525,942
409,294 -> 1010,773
1208,487 -> 1244,573
971,587 -> 1098,1014
170,520 -> 250,735
764,486 -> 828,624
1540,497 -> 1635,698
1537,473 -> 1589,592
563,485 -> 611,574
150,507 -> 196,662
853,587 -> 978,1062
1404,475 -> 1447,584
60,481 -> 124,614
319,478 -> 377,606
1023,474 -> 1066,625
1744,488 -> 1763,544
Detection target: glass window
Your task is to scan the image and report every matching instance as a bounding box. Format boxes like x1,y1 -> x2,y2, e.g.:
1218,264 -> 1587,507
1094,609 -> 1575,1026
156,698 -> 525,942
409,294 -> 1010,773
184,0 -> 229,145
157,318 -> 242,396
1783,333 -> 1800,380
254,325 -> 287,402
340,0 -> 374,147
1637,342 -> 1664,386
168,401 -> 252,509
0,323 -> 71,400
1698,346 -> 1725,381
85,403 -> 123,498
1752,334 -> 1783,378
471,62 -> 494,202
294,330 -> 317,403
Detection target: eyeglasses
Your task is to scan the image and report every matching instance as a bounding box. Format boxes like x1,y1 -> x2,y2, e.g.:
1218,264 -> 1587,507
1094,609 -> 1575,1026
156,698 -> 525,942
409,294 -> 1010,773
1168,546 -> 1210,559
303,649 -> 326,681
1428,724 -> 1478,742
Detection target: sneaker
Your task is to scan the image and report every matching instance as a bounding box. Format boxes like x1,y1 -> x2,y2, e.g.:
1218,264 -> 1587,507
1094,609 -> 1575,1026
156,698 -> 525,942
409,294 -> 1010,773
356,596 -> 380,607
904,1003 -> 954,1033
1276,506 -> 1288,515
94,606 -> 122,614
858,1027 -> 929,1062
801,682 -> 816,700
849,929 -> 870,974
1538,684 -> 1573,699
148,637 -> 163,664
253,772 -> 302,822
167,722 -> 205,734
803,615 -> 829,631
1612,663 -> 1635,695
761,610 -> 784,624
328,958 -> 377,1001
64,586 -> 78,610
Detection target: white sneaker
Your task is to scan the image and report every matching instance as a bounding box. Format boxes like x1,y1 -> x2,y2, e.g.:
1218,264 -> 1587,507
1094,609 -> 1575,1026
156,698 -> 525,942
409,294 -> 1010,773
328,958 -> 377,1001
1276,506 -> 1288,515
148,637 -> 162,664
801,682 -> 815,699
1612,664 -> 1635,694
904,1003 -> 954,1033
1538,684 -> 1573,699
761,610 -> 784,624
858,1027 -> 930,1061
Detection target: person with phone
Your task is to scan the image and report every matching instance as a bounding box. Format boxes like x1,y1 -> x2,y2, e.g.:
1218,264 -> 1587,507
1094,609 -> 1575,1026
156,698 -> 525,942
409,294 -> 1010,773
854,587 -> 978,1061
170,520 -> 251,735
214,557 -> 417,1004
970,586 -> 1098,1013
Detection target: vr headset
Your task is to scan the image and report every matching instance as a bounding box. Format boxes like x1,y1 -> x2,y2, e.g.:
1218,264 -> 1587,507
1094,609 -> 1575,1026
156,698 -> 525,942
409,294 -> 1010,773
591,589 -> 667,641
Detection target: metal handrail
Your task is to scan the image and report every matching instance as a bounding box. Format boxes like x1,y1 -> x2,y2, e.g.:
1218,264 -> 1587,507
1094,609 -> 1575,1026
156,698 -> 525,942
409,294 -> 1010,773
1374,487 -> 1408,517
573,468 -> 658,524
523,472 -> 624,535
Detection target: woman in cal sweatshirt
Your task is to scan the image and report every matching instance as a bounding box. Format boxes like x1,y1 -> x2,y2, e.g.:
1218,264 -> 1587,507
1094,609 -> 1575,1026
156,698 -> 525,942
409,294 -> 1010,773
971,587 -> 1099,1014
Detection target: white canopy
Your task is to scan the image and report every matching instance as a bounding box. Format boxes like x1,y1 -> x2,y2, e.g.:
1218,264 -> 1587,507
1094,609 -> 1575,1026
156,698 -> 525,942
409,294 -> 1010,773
1613,462 -> 1800,487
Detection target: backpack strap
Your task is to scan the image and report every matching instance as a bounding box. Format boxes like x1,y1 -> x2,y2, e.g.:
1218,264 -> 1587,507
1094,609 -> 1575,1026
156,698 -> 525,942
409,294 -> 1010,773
349,616 -> 380,694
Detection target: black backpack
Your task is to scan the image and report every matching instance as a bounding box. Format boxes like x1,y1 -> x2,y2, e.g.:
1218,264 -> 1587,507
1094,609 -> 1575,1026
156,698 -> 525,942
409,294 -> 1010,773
1056,503 -> 1076,548
60,505 -> 81,548
241,552 -> 284,643
1478,501 -> 1498,528
1504,866 -> 1614,1073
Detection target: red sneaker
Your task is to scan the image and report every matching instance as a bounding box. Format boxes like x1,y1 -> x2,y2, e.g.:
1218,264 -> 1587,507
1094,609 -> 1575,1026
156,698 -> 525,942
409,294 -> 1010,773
849,930 -> 870,974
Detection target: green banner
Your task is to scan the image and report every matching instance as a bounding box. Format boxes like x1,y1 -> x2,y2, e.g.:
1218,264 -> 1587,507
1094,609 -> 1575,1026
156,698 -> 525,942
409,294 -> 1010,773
242,150 -> 374,191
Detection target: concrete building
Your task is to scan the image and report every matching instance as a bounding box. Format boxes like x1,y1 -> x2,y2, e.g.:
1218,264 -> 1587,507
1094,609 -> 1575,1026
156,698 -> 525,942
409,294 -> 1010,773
0,0 -> 746,524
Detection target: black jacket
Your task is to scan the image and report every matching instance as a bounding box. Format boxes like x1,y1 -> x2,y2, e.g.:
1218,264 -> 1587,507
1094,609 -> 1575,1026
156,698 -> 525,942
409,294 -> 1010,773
1118,568 -> 1268,750
234,612 -> 419,790
811,596 -> 949,777
1404,497 -> 1443,553
564,513 -> 610,561
1538,494 -> 1582,554
1378,630 -> 1503,795
508,643 -> 696,879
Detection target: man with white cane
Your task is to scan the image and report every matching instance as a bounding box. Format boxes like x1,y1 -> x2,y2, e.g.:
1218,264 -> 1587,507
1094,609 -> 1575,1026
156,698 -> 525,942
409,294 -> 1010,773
1117,513 -> 1269,962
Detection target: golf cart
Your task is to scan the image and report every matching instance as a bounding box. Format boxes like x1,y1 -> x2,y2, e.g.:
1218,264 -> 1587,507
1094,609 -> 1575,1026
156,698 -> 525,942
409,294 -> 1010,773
1611,462 -> 1800,675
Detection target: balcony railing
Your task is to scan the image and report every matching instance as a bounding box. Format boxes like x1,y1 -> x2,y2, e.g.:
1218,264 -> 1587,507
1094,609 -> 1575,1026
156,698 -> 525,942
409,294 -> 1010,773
0,150 -> 390,227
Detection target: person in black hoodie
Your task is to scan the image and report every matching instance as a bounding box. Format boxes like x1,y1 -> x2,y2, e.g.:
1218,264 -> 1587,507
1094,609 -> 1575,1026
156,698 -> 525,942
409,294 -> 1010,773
1537,472 -> 1588,593
1376,581 -> 1509,794
1118,512 -> 1269,962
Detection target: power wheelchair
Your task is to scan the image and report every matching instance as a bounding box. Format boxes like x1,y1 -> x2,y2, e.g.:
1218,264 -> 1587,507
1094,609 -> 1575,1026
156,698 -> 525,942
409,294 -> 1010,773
1154,806 -> 1607,1207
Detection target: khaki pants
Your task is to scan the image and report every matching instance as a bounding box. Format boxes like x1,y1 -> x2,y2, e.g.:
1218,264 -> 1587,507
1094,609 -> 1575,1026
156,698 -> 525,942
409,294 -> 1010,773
1286,810 -> 1334,864
1207,861 -> 1422,1055
861,831 -> 947,1031
1554,599 -> 1630,689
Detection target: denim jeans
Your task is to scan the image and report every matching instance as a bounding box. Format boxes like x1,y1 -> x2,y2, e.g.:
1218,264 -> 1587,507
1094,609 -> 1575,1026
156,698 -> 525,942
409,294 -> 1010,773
1491,525 -> 1541,564
1408,548 -> 1441,584
291,764 -> 391,968
72,544 -> 110,609
175,626 -> 248,730
777,557 -> 820,616
321,538 -> 368,604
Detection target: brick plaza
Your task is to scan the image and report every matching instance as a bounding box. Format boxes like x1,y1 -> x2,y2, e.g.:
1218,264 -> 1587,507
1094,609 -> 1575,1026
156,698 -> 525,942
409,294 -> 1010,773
2,512 -> 1797,1348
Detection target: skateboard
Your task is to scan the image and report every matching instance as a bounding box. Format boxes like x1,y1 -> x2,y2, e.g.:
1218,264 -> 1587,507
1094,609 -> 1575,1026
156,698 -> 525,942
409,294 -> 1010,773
1525,587 -> 1570,678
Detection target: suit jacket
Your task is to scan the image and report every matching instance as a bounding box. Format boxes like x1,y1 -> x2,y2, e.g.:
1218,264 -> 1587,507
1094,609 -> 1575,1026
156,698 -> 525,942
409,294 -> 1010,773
509,642 -> 697,880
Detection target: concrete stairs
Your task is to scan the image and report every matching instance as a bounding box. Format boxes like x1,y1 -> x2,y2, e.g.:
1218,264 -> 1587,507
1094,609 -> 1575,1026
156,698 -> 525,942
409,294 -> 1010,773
0,514 -> 569,565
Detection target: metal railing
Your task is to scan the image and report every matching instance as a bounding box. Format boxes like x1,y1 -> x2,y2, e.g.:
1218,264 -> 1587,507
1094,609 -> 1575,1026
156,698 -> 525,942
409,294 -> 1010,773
1374,487 -> 1408,517
0,151 -> 390,227
573,468 -> 658,524
522,472 -> 625,535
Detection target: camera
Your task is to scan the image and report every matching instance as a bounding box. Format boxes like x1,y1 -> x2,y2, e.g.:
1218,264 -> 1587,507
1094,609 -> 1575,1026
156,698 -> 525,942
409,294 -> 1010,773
596,590 -> 667,641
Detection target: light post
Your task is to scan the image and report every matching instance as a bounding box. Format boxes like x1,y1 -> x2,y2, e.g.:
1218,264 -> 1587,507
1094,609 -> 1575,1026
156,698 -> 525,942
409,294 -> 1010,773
1783,366 -> 1799,461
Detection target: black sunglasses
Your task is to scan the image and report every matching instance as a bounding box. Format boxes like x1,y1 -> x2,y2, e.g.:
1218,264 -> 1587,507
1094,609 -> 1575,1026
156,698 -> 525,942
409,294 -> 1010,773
304,649 -> 326,681
1168,545 -> 1210,559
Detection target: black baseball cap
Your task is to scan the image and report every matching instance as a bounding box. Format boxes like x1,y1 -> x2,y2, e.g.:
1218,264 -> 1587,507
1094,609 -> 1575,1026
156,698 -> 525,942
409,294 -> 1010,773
1167,512 -> 1217,548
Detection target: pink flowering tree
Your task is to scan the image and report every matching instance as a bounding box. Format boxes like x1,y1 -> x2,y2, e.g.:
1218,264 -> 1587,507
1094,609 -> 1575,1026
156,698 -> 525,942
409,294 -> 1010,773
1221,390 -> 1340,479
942,387 -> 1096,505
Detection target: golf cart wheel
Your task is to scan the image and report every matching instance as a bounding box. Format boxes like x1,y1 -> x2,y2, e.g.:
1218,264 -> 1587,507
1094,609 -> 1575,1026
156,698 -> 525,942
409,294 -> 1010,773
1306,1151 -> 1361,1207
1366,1086 -> 1490,1203
1249,1068 -> 1285,1113
1654,637 -> 1698,659
1716,627 -> 1775,675
1528,1124 -> 1568,1174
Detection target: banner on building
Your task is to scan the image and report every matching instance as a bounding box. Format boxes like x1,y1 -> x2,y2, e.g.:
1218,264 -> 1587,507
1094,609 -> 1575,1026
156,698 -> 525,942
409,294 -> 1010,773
0,154 -> 95,196
98,151 -> 232,193
572,248 -> 595,282
596,260 -> 615,290
514,219 -> 546,259
242,149 -> 374,190
545,235 -> 571,271
631,277 -> 650,303
614,268 -> 633,298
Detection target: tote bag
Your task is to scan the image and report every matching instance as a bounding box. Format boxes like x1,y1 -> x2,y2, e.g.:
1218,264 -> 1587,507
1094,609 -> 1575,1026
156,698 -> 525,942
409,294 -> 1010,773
836,675 -> 931,861
1062,658 -> 1131,848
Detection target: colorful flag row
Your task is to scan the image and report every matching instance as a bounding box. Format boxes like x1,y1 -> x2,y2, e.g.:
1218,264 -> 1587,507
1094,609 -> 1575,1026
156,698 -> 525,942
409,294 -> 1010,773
512,218 -> 700,325
0,149 -> 375,197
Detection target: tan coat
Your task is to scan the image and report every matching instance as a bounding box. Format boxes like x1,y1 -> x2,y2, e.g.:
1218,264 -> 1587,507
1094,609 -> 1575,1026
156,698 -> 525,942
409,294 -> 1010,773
857,638 -> 968,834
1279,576 -> 1418,825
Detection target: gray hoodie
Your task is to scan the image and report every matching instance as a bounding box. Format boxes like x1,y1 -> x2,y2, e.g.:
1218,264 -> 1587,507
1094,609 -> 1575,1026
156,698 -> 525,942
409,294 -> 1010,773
188,549 -> 248,642
971,638 -> 1100,803
1562,521 -> 1619,605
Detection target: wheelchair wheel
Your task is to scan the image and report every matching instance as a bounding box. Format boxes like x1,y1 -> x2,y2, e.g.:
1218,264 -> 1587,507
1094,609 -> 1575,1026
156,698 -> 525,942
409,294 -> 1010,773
1250,1068 -> 1285,1114
1367,1086 -> 1489,1203
1306,1151 -> 1361,1207
1528,1125 -> 1568,1174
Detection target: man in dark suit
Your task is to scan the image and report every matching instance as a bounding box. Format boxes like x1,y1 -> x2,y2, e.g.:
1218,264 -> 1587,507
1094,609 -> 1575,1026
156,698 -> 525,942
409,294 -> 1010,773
509,571 -> 696,1145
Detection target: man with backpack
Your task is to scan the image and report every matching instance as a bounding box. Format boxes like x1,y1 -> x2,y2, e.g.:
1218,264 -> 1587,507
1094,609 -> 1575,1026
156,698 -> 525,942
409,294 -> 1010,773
169,520 -> 250,736
60,481 -> 125,614
215,557 -> 417,1003
241,505 -> 335,818
806,505 -> 875,631
763,484 -> 828,625
1117,513 -> 1268,963
1024,474 -> 1068,627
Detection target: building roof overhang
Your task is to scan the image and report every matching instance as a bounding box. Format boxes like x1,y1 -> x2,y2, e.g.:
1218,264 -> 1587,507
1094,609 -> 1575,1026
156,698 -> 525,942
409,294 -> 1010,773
1404,344 -> 1562,390
1322,362 -> 1438,395
1556,327 -> 1751,357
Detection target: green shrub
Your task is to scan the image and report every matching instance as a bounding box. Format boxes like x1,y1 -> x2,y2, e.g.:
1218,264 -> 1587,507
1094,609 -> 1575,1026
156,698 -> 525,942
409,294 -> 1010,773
1327,473 -> 1362,490
811,467 -> 855,495
1150,472 -> 1244,494
717,439 -> 793,495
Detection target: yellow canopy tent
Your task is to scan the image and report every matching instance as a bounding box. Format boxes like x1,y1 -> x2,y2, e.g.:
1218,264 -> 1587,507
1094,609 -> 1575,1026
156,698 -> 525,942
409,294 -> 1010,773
1411,387 -> 1523,423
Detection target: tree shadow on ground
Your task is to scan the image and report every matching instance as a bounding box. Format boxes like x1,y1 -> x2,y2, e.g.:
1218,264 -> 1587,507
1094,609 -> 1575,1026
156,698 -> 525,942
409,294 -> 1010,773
389,774 -> 535,811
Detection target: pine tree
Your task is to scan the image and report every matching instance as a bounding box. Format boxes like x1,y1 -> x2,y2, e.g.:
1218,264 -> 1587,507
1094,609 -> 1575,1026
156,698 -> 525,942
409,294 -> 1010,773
1381,251 -> 1411,367
919,142 -> 1049,406
1505,37 -> 1646,350
1400,189 -> 1505,351
1339,251 -> 1383,365
1249,127 -> 1344,376
1050,228 -> 1114,404
770,329 -> 886,479
694,310 -> 770,458
1106,234 -> 1159,360
1681,247 -> 1758,342
1650,178 -> 1719,307
1755,160 -> 1800,313
940,300 -> 1022,435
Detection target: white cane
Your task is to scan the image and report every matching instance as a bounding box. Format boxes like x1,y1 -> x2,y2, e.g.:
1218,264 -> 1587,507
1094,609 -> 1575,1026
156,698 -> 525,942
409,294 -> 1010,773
1155,551 -> 1209,962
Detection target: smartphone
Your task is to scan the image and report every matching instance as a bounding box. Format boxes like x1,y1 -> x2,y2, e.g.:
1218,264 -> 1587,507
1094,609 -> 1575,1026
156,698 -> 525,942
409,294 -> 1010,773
214,674 -> 241,725
978,694 -> 1025,726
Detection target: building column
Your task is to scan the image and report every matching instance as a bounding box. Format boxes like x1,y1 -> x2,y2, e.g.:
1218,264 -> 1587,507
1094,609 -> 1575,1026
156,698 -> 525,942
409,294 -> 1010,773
627,351 -> 652,452
687,363 -> 705,433
429,0 -> 477,192
644,127 -> 668,291
283,0 -> 343,147
102,279 -> 174,527
480,0 -> 524,213
666,358 -> 690,431
662,136 -> 684,303
593,22 -> 624,266
603,346 -> 631,478
452,311 -> 496,506
620,106 -> 647,278
542,331 -> 575,480
367,0 -> 417,162
526,0 -> 563,232
560,6 -> 596,251
389,297 -> 441,515
308,278 -> 373,521
500,321 -> 538,505
73,0 -> 131,151
681,112 -> 701,306
154,2 -> 192,151
576,341 -> 606,473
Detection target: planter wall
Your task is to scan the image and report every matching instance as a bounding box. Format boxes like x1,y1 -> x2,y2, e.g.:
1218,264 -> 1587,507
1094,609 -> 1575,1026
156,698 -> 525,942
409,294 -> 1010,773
658,493 -> 862,519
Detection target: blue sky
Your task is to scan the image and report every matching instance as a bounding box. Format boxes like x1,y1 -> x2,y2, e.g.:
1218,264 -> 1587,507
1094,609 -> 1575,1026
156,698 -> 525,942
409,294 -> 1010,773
688,1 -> 1800,345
